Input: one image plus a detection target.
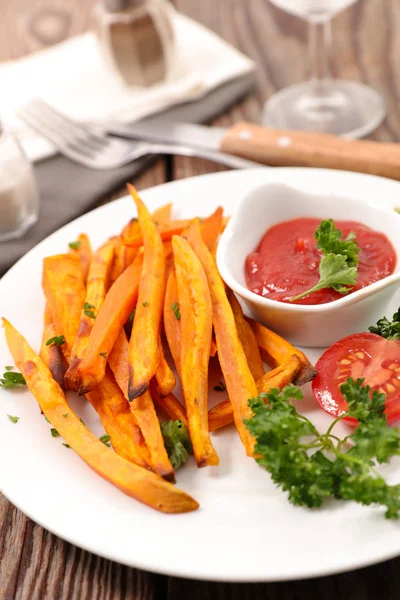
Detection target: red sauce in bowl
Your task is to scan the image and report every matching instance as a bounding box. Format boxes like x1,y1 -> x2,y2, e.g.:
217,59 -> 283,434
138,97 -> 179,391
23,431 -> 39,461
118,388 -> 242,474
245,218 -> 397,305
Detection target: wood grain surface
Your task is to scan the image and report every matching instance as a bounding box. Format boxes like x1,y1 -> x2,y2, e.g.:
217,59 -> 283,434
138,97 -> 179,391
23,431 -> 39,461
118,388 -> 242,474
1,0 -> 400,598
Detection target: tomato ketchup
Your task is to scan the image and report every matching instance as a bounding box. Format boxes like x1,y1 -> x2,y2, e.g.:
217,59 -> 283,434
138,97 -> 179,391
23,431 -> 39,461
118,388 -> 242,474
245,218 -> 396,305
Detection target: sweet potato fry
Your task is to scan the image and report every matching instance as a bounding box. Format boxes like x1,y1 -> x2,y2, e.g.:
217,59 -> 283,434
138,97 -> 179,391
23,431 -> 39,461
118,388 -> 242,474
109,221 -> 139,286
110,329 -> 182,427
227,290 -> 264,381
123,209 -> 225,249
65,238 -> 115,390
155,339 -> 176,396
173,235 -> 218,467
39,305 -> 67,389
3,319 -> 197,514
121,219 -> 140,265
108,328 -> 131,397
208,355 -> 302,432
42,254 -> 86,362
152,202 -> 172,227
248,318 -> 317,385
164,269 -> 216,371
110,329 -> 173,402
130,390 -> 175,482
108,237 -> 124,286
127,184 -> 167,400
163,211 -> 221,365
86,368 -> 151,469
163,269 -> 181,374
75,253 -> 143,394
185,220 -> 257,456
196,206 -> 223,256
108,328 -> 175,481
123,219 -> 190,248
150,381 -> 189,428
69,233 -> 92,283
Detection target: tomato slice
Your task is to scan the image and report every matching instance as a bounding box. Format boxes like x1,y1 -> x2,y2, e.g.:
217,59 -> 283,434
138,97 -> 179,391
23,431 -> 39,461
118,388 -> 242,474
312,333 -> 400,425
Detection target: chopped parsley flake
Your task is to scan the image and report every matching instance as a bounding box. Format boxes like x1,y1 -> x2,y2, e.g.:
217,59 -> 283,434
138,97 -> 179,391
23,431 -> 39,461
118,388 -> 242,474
46,335 -> 65,346
0,371 -> 26,388
99,434 -> 111,447
171,301 -> 181,321
68,240 -> 81,250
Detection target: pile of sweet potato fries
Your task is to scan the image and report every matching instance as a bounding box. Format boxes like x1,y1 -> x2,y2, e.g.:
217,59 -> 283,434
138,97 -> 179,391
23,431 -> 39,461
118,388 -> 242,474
3,184 -> 316,514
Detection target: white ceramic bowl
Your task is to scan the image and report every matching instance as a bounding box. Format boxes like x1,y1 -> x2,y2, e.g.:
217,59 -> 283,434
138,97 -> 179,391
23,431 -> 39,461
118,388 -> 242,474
217,182 -> 400,347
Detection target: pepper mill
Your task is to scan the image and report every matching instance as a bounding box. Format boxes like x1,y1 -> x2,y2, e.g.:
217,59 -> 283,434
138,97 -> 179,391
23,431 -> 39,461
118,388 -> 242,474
94,0 -> 176,86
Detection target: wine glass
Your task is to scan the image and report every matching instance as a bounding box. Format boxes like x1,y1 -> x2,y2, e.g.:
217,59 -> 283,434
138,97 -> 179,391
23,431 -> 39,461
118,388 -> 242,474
263,0 -> 386,138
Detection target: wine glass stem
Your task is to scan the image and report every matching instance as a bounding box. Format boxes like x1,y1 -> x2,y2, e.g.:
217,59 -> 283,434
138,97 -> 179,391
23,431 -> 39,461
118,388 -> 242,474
308,18 -> 333,97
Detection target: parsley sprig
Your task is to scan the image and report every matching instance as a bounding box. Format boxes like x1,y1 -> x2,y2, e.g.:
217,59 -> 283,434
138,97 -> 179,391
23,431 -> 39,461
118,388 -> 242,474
369,307 -> 400,340
245,379 -> 400,519
160,420 -> 192,471
290,219 -> 360,302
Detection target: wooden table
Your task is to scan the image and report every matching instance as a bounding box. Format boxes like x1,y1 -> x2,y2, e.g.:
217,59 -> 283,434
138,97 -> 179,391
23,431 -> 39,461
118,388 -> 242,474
1,0 -> 400,597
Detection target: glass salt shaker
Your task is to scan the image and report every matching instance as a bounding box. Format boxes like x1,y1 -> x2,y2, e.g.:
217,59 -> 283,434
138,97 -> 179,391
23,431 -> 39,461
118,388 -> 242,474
0,124 -> 39,242
94,0 -> 176,87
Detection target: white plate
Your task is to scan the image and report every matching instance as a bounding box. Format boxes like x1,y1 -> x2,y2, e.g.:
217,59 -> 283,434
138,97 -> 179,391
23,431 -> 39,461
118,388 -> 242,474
1,168 -> 400,583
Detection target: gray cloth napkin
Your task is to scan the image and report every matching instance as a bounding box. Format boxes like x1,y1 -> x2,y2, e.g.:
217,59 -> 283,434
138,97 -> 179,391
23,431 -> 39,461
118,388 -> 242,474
0,73 -> 254,276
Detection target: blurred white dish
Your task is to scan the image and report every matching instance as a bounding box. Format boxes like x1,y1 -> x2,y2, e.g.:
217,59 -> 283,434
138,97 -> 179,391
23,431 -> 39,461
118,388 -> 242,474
217,182 -> 400,347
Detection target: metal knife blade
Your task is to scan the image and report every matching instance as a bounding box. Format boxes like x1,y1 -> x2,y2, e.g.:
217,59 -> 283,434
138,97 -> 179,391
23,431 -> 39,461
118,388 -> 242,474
106,119 -> 225,151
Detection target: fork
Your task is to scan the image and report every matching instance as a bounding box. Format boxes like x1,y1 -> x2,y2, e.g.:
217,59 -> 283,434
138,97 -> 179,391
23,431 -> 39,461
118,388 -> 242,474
18,99 -> 263,171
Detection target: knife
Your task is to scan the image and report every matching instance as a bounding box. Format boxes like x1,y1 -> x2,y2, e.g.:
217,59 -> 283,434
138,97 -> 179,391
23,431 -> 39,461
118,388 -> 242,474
106,118 -> 400,181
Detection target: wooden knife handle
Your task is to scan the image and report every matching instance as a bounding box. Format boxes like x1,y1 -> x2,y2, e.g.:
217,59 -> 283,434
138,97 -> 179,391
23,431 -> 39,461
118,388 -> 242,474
220,121 -> 400,180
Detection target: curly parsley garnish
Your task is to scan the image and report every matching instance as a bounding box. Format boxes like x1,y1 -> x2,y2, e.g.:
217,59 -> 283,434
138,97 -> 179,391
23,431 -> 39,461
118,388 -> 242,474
369,307 -> 400,340
290,219 -> 360,301
160,420 -> 192,471
245,379 -> 400,519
